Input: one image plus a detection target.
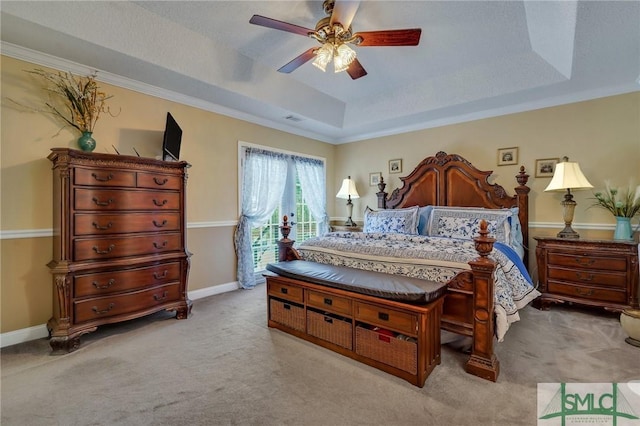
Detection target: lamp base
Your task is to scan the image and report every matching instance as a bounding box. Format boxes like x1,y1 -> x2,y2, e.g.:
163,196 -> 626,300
344,218 -> 356,227
557,226 -> 580,239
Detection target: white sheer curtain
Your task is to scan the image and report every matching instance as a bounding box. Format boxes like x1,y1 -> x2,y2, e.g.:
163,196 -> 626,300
295,156 -> 330,236
234,148 -> 288,289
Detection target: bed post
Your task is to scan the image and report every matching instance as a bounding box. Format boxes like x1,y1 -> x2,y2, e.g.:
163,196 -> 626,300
277,215 -> 301,261
514,166 -> 530,267
376,177 -> 388,209
465,220 -> 500,382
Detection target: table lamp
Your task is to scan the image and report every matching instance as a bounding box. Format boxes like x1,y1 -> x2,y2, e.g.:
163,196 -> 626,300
544,156 -> 593,239
336,176 -> 360,226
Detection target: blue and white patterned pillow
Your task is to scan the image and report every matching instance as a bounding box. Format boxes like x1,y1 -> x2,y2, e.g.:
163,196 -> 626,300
363,206 -> 420,234
426,206 -> 513,245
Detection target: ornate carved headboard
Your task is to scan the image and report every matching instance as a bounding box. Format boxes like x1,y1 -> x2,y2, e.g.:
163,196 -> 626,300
377,151 -> 531,264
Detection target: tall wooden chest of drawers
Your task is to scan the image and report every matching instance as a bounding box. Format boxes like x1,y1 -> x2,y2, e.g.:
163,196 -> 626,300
47,148 -> 192,352
534,237 -> 639,312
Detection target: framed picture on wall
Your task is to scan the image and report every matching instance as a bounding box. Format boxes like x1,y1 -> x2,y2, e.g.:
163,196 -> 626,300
497,147 -> 518,166
389,159 -> 402,174
369,172 -> 382,186
535,158 -> 559,178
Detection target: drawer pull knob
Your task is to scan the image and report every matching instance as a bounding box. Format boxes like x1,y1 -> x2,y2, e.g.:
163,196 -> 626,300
153,241 -> 168,249
153,177 -> 168,185
576,288 -> 594,296
576,272 -> 595,281
153,291 -> 169,302
324,316 -> 334,324
152,219 -> 168,228
280,288 -> 288,294
92,303 -> 115,315
92,221 -> 113,230
91,172 -> 113,182
153,199 -> 168,207
575,258 -> 594,266
153,270 -> 168,280
92,244 -> 115,255
378,312 -> 389,321
324,298 -> 333,306
92,279 -> 115,289
283,303 -> 291,310
92,197 -> 114,207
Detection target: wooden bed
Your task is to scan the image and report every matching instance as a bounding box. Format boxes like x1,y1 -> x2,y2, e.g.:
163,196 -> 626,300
276,151 -> 531,382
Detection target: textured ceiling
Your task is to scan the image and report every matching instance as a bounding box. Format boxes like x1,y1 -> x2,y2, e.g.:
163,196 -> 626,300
1,1 -> 639,144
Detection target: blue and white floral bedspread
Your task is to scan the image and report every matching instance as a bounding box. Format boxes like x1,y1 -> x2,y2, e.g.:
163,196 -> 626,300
296,232 -> 540,341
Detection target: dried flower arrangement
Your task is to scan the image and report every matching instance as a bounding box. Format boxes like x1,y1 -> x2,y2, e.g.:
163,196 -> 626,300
23,68 -> 118,134
591,182 -> 640,218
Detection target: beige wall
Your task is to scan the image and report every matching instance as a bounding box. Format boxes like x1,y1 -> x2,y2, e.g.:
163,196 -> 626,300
335,93 -> 640,230
2,53 -> 639,335
0,55 -> 335,333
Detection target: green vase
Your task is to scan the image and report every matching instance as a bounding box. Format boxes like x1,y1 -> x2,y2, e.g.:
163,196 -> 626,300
613,216 -> 633,240
77,131 -> 96,152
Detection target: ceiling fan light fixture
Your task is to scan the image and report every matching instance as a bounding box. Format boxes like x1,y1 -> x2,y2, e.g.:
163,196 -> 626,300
333,43 -> 356,73
312,43 -> 334,72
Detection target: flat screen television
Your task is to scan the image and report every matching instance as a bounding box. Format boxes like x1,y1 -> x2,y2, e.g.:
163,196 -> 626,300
162,112 -> 182,161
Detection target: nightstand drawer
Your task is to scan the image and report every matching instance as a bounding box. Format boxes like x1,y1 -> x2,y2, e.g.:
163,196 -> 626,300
547,281 -> 627,304
547,253 -> 627,272
547,267 -> 627,288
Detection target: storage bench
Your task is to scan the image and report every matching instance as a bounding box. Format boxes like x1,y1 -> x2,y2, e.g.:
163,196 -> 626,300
265,261 -> 447,387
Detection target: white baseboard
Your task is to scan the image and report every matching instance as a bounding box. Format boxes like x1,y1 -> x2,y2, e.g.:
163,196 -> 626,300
0,281 -> 240,348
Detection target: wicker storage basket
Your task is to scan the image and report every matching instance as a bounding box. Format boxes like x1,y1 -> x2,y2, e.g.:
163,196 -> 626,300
307,310 -> 352,350
270,298 -> 305,332
355,326 -> 417,374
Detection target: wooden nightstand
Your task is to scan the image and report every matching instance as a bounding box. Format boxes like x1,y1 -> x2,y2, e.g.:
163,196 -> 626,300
331,225 -> 363,232
534,237 -> 639,312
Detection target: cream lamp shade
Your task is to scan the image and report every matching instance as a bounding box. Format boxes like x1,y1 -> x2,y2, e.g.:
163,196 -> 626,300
336,176 -> 359,226
544,157 -> 593,239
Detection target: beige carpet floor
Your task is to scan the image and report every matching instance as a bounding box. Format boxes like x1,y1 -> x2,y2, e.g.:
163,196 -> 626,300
2,285 -> 638,425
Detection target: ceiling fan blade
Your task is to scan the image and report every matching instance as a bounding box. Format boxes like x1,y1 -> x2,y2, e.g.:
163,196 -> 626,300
346,58 -> 367,80
354,29 -> 422,46
278,48 -> 317,74
249,15 -> 313,37
330,0 -> 361,30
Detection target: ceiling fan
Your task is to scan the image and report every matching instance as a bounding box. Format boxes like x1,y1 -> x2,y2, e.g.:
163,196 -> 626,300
249,0 -> 421,80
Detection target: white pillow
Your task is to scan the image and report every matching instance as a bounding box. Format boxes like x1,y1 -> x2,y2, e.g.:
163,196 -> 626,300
363,206 -> 420,234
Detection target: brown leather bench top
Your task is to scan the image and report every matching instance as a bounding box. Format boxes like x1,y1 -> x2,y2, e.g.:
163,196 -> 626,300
266,260 -> 447,304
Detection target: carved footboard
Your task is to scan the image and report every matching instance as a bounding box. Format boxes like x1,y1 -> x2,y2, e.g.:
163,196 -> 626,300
276,216 -> 500,382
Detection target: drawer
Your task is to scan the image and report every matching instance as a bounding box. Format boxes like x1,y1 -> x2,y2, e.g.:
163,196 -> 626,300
306,290 -> 352,317
307,309 -> 352,350
355,302 -> 417,336
547,281 -> 627,304
74,212 -> 181,235
73,233 -> 182,261
547,252 -> 627,272
137,172 -> 182,191
74,189 -> 180,211
269,297 -> 305,332
74,262 -> 181,297
548,267 -> 626,288
74,167 -> 136,188
267,280 -> 303,303
74,283 -> 181,323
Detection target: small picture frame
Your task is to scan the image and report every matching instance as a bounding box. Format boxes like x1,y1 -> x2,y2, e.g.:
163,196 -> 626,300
369,172 -> 381,187
535,158 -> 559,178
497,147 -> 518,166
389,159 -> 402,174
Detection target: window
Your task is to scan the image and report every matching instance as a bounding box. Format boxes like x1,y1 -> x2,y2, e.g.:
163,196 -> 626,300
238,144 -> 326,280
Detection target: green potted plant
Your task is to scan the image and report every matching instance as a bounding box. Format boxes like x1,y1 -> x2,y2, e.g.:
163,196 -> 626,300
591,182 -> 640,240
